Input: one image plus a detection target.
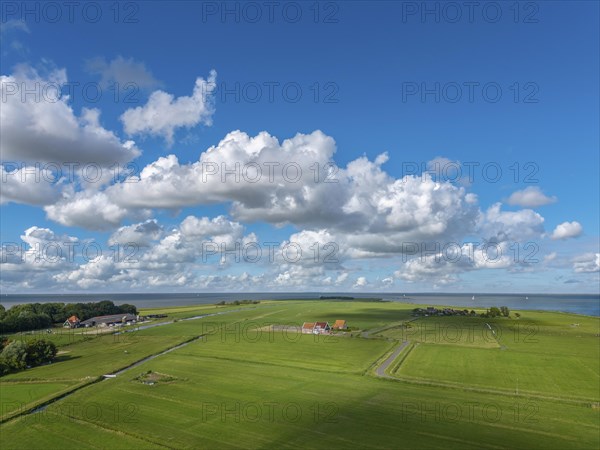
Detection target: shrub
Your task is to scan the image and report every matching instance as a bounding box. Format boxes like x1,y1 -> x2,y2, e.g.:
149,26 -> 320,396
25,339 -> 58,366
1,341 -> 27,371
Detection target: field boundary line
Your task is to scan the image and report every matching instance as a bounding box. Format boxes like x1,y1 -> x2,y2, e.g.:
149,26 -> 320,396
377,373 -> 597,406
0,335 -> 204,425
112,335 -> 204,376
49,413 -> 175,449
0,378 -> 85,383
0,377 -> 103,424
186,354 -> 369,376
414,430 -> 506,449
361,317 -> 420,338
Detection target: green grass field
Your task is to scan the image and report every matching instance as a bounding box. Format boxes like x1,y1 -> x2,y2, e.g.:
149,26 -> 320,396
378,315 -> 502,348
391,311 -> 600,401
397,344 -> 599,399
1,300 -> 598,449
0,381 -> 78,416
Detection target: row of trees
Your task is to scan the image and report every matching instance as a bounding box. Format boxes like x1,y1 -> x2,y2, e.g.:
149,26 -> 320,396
0,338 -> 58,376
215,300 -> 260,305
482,306 -> 511,318
0,301 -> 137,333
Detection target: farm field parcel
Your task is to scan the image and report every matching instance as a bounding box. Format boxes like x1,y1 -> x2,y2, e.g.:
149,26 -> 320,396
0,300 -> 598,449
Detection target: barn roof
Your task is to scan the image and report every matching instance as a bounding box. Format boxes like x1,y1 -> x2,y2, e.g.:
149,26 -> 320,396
80,313 -> 137,326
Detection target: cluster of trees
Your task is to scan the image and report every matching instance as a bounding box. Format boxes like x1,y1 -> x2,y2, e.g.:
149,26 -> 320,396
215,300 -> 260,306
0,338 -> 58,376
481,306 -> 511,318
0,301 -> 137,333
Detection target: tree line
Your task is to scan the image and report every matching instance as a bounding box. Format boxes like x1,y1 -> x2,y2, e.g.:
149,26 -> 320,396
215,300 -> 260,305
0,300 -> 137,333
483,306 -> 511,318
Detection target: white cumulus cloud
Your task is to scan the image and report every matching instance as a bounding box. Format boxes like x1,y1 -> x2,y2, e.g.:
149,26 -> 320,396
120,70 -> 217,145
1,64 -> 141,165
572,253 -> 600,273
507,186 -> 557,208
551,221 -> 583,240
1,165 -> 62,205
353,276 -> 368,288
478,203 -> 545,242
45,191 -> 150,231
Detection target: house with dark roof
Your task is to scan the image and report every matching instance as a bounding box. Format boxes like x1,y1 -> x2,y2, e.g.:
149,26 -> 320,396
314,322 -> 331,334
80,314 -> 137,328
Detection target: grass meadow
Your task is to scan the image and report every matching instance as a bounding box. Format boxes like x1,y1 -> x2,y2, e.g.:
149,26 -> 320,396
1,300 -> 598,449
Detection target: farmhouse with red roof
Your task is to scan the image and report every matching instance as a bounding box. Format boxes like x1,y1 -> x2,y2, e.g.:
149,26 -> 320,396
63,315 -> 80,328
332,320 -> 347,330
302,321 -> 332,334
302,322 -> 316,334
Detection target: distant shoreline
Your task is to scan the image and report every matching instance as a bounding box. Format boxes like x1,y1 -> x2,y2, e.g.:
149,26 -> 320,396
1,293 -> 599,317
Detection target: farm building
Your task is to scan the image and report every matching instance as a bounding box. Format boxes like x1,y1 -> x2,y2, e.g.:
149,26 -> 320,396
63,315 -> 80,328
332,320 -> 347,330
80,314 -> 138,328
302,322 -> 315,334
302,322 -> 331,334
314,322 -> 330,334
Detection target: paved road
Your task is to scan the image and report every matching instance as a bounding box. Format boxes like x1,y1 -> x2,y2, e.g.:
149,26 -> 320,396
114,307 -> 246,335
375,341 -> 409,378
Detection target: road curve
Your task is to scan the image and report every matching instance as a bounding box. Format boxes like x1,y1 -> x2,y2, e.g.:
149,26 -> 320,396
375,341 -> 409,378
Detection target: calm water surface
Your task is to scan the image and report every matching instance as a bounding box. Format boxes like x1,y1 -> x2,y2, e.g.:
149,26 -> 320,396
1,292 -> 598,316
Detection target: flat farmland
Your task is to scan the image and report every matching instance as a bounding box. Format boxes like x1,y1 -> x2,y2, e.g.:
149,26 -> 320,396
393,311 -> 600,401
378,316 -> 502,348
396,343 -> 600,400
1,300 -> 598,449
2,334 -> 599,449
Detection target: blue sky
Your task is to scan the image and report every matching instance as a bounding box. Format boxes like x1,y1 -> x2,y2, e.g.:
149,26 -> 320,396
1,1 -> 598,293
